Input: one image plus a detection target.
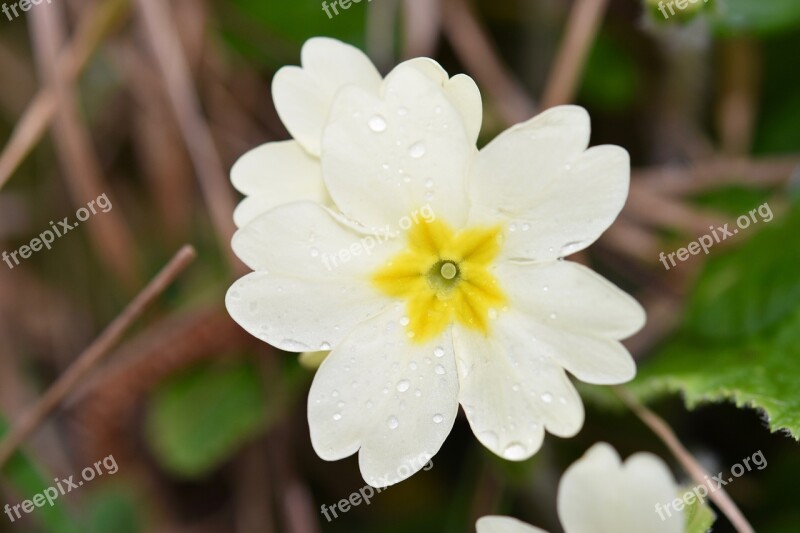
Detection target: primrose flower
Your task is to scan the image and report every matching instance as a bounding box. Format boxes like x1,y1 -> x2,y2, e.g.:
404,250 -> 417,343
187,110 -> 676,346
231,37 -> 481,228
226,42 -> 645,487
477,443 -> 687,533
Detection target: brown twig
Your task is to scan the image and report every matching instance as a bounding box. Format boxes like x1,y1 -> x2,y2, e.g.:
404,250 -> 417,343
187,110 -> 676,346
0,245 -> 196,469
634,156 -> 800,195
615,387 -> 755,533
540,0 -> 609,108
441,0 -> 535,125
135,0 -> 239,270
29,0 -> 139,289
0,0 -> 129,191
402,0 -> 442,59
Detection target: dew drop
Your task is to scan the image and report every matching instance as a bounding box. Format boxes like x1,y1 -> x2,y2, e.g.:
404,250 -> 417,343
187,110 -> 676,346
424,191 -> 434,201
549,313 -> 557,320
387,416 -> 399,430
320,341 -> 331,350
397,106 -> 409,116
564,163 -> 572,171
424,178 -> 434,188
400,316 -> 410,326
397,380 -> 411,392
332,413 -> 342,421
434,364 -> 446,375
503,442 -> 527,460
368,115 -> 387,132
479,431 -> 498,448
433,414 -> 444,424
310,247 -> 319,257
509,223 -> 517,232
542,286 -> 549,292
512,383 -> 520,392
408,141 -> 427,159
331,390 -> 339,398
522,223 -> 531,231
488,308 -> 498,320
415,389 -> 422,397
409,361 -> 418,371
541,392 -> 553,403
434,346 -> 445,358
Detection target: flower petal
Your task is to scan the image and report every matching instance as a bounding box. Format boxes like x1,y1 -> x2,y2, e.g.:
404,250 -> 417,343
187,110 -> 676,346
476,516 -> 549,533
322,63 -> 473,229
494,260 -> 646,339
272,37 -> 381,155
454,313 -> 584,461
231,140 -> 327,227
226,202 -> 401,351
307,306 -> 459,487
558,443 -> 683,533
400,59 -> 483,143
469,106 -> 630,261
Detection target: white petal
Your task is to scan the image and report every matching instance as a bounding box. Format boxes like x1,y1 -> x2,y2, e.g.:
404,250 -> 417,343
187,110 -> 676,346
443,74 -> 483,144
273,38 -> 381,155
469,107 -> 630,261
454,313 -> 584,461
322,63 -> 473,229
399,59 -> 482,143
308,307 -> 459,488
476,516 -> 549,533
558,443 -> 683,533
495,260 -> 646,340
226,202 -> 401,352
231,141 -> 327,227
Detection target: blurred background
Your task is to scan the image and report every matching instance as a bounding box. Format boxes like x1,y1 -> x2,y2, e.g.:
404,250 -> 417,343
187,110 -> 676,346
1,0 -> 799,531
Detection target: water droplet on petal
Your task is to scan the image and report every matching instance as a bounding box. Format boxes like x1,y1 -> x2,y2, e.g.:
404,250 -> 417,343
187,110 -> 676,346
424,178 -> 434,188
522,223 -> 531,231
320,341 -> 331,350
512,383 -> 520,392
331,390 -> 339,398
434,346 -> 445,358
424,191 -> 434,201
400,316 -> 410,326
509,223 -> 517,232
415,389 -> 422,397
397,106 -> 409,116
541,392 -> 553,403
409,361 -> 418,370
396,380 -> 410,392
408,141 -> 427,159
549,313 -> 557,320
503,442 -> 527,460
479,430 -> 498,448
434,364 -> 446,375
368,115 -> 387,132
332,413 -> 342,421
387,416 -> 399,430
433,414 -> 444,424
488,308 -> 498,320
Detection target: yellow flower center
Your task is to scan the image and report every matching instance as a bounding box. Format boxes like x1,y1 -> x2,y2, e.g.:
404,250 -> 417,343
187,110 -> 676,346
371,217 -> 506,343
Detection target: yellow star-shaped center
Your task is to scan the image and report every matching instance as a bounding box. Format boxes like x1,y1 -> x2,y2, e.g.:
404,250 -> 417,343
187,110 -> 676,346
372,217 -> 507,343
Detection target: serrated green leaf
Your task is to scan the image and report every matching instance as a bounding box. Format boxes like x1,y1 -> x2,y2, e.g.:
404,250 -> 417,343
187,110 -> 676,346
682,486 -> 716,533
145,360 -> 269,478
634,307 -> 800,438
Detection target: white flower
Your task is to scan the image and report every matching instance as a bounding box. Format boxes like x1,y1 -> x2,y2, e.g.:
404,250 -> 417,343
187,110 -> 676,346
477,443 -> 685,533
226,45 -> 645,487
231,37 -> 482,228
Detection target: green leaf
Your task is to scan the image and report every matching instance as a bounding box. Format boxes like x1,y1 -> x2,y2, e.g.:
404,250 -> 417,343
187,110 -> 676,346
684,201 -> 800,340
634,200 -> 800,438
634,307 -> 800,438
682,486 -> 716,533
145,359 -> 269,478
0,416 -> 80,533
